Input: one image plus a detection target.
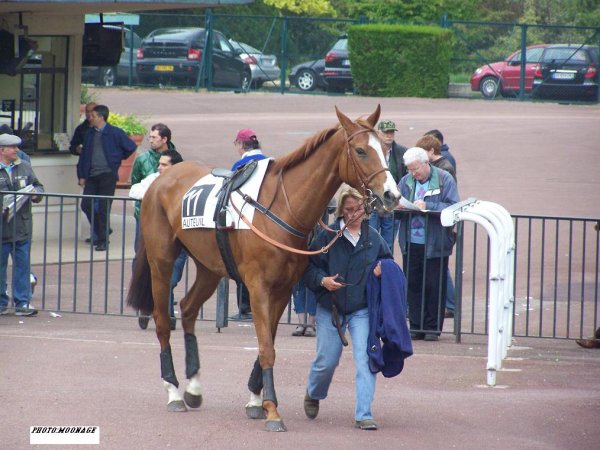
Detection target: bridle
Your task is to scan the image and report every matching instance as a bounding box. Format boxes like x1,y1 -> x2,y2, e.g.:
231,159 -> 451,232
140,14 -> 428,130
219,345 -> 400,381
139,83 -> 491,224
343,128 -> 390,214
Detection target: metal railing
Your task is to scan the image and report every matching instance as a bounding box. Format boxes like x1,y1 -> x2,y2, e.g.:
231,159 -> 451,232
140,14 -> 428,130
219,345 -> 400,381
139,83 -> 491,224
4,191 -> 598,341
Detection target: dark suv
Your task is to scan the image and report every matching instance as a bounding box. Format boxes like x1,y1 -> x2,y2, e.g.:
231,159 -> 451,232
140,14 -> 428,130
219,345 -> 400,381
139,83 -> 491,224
322,36 -> 353,92
136,27 -> 251,89
532,44 -> 599,100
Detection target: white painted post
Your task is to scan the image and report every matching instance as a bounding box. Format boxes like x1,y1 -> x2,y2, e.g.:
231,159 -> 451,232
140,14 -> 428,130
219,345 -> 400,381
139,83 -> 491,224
441,198 -> 515,386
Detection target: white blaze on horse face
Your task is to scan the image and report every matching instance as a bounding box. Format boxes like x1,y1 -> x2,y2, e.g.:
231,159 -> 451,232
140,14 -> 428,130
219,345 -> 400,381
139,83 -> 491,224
368,134 -> 401,199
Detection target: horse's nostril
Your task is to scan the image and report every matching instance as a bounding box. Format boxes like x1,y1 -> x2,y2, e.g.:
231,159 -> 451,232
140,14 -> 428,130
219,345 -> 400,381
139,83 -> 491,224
383,190 -> 396,201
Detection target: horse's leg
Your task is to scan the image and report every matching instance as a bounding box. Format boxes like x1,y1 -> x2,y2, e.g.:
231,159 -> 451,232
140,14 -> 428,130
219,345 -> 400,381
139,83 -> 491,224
247,289 -> 290,431
151,264 -> 187,412
179,261 -> 220,409
245,357 -> 266,419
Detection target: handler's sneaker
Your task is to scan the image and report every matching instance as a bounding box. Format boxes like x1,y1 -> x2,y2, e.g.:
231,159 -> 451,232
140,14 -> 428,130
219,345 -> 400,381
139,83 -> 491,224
15,304 -> 38,316
303,391 -> 319,419
355,419 -> 378,430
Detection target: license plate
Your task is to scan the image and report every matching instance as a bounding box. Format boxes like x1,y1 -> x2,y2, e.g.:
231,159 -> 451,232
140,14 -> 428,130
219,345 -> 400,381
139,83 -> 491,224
155,65 -> 174,72
552,72 -> 574,80
342,59 -> 350,67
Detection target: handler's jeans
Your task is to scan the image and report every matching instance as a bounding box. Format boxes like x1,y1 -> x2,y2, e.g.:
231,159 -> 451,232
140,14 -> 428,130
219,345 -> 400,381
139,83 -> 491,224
306,304 -> 376,421
0,240 -> 31,308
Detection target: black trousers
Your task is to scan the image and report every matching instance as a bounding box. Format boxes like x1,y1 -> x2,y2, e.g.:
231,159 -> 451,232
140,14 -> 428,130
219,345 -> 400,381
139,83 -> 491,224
81,172 -> 117,244
236,282 -> 251,314
404,244 -> 448,335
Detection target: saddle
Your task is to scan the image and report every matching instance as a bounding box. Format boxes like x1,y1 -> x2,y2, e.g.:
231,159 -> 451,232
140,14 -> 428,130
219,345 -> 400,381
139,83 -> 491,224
210,160 -> 259,283
212,160 -> 259,229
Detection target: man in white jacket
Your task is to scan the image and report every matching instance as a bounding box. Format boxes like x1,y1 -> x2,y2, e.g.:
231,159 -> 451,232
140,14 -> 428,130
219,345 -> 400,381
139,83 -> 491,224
129,149 -> 184,330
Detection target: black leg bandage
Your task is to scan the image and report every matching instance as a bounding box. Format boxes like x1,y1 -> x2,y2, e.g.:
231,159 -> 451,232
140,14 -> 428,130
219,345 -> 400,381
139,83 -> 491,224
160,346 -> 179,388
261,367 -> 277,407
247,357 -> 263,395
184,333 -> 200,379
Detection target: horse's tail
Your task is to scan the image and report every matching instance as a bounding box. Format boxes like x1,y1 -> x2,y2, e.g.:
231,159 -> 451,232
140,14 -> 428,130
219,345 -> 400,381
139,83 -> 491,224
126,235 -> 154,315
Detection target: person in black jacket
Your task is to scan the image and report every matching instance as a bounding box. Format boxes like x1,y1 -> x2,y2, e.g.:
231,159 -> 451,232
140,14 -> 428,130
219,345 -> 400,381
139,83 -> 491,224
77,105 -> 137,251
303,187 -> 391,431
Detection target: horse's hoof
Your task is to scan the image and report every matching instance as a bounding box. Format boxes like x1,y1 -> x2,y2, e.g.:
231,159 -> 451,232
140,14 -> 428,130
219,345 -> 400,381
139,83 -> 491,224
265,420 -> 287,432
245,405 -> 266,420
184,391 -> 202,409
167,400 -> 187,412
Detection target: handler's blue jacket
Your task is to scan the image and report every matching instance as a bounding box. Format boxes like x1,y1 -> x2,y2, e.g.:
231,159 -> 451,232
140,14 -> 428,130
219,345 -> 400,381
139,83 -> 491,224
77,123 -> 137,180
304,219 -> 392,314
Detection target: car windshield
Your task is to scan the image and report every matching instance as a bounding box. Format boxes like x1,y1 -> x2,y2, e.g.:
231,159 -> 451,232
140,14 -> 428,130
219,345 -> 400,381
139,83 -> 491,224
231,41 -> 261,54
543,48 -> 589,63
331,38 -> 348,51
149,28 -> 204,41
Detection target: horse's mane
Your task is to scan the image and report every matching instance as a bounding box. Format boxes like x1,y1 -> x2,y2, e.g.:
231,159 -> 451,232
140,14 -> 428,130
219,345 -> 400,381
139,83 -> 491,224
271,118 -> 376,173
271,124 -> 340,172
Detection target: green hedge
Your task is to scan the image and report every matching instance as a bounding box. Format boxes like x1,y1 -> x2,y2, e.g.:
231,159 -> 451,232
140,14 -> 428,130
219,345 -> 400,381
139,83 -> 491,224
348,24 -> 453,97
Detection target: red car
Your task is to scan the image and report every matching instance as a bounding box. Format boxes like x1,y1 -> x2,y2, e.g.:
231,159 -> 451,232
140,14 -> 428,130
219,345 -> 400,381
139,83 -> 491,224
470,45 -> 548,98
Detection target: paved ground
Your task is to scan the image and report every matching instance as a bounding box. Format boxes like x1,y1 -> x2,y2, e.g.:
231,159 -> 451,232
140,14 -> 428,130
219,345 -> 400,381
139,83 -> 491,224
2,91 -> 599,448
1,312 -> 599,449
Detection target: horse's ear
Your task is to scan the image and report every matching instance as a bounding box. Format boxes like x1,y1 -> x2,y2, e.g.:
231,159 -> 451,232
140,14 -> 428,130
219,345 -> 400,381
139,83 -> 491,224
335,106 -> 357,134
365,104 -> 381,128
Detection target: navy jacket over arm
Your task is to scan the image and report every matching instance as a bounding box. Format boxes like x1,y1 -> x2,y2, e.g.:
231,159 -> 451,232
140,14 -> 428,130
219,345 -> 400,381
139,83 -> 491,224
366,258 -> 413,377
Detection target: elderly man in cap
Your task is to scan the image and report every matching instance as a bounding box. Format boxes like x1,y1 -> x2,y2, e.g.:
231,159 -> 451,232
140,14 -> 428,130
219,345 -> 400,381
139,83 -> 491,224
0,133 -> 44,316
369,119 -> 408,252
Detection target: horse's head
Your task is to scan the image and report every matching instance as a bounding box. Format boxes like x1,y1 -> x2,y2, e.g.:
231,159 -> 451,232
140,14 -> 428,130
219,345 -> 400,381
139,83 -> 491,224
335,105 -> 400,213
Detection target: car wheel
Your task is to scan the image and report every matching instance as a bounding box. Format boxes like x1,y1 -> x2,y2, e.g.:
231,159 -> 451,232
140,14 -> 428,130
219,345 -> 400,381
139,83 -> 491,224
295,69 -> 317,91
480,76 -> 500,98
98,67 -> 116,87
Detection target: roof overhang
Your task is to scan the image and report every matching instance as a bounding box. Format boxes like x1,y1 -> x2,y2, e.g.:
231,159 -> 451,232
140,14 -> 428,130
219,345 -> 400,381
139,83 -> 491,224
0,1 -> 253,15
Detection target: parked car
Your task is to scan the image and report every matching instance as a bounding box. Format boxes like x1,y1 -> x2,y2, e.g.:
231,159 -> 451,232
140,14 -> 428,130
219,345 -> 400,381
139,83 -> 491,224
470,44 -> 548,98
81,25 -> 141,87
323,35 -> 353,92
532,44 -> 599,100
136,27 -> 251,89
228,39 -> 280,88
289,59 -> 327,91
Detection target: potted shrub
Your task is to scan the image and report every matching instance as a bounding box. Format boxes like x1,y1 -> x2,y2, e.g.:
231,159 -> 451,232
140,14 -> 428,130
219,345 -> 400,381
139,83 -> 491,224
107,112 -> 148,186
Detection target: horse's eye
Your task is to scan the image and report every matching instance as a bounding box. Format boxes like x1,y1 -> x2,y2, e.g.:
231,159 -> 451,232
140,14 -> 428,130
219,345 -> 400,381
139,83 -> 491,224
355,147 -> 367,156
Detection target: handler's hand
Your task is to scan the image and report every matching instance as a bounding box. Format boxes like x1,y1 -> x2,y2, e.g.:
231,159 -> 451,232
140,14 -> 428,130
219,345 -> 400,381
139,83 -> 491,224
78,178 -> 86,188
373,261 -> 382,278
321,273 -> 345,291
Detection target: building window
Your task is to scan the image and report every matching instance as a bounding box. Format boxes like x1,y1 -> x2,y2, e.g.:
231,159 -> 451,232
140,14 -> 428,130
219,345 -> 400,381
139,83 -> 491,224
0,35 -> 69,154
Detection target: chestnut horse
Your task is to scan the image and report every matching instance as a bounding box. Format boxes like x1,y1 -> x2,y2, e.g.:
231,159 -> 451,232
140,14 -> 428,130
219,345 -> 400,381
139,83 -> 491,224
127,105 -> 400,431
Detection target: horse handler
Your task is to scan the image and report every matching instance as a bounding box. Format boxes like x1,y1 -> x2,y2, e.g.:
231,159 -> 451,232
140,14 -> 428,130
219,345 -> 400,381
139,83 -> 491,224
302,187 -> 400,431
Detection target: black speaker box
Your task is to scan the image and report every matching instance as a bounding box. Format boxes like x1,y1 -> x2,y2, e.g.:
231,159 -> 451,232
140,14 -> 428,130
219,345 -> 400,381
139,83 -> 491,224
0,30 -> 37,76
82,23 -> 123,67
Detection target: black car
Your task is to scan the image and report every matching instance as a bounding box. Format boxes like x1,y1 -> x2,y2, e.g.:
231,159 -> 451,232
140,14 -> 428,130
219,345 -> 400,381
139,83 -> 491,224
532,44 -> 599,100
322,36 -> 353,92
136,27 -> 251,89
289,59 -> 327,91
81,25 -> 141,87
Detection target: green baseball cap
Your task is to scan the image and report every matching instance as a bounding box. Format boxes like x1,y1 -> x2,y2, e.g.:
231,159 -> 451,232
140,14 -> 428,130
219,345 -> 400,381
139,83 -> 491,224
377,120 -> 397,132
